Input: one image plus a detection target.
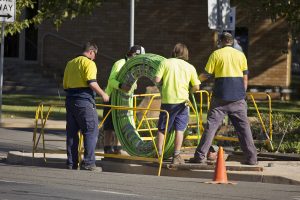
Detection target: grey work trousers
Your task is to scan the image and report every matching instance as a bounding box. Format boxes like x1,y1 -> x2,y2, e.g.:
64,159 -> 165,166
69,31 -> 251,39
194,98 -> 257,163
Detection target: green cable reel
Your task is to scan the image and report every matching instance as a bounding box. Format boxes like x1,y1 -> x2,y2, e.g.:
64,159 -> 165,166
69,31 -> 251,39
111,53 -> 175,158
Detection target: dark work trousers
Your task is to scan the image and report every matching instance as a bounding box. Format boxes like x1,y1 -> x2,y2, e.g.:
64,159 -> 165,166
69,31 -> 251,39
65,98 -> 99,167
194,98 -> 257,163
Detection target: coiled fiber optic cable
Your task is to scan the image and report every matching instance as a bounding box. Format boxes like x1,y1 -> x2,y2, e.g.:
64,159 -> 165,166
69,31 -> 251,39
111,53 -> 175,158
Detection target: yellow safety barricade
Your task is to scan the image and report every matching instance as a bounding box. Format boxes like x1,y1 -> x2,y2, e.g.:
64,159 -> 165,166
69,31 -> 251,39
32,102 -> 169,176
33,103 -> 67,161
32,90 -> 274,176
247,92 -> 273,150
183,91 -> 273,151
185,90 -> 211,144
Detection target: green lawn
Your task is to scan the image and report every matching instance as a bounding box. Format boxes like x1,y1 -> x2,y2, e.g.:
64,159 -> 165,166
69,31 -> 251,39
248,100 -> 300,116
2,94 -> 299,153
2,94 -> 300,119
2,94 -> 65,119
1,94 -> 110,120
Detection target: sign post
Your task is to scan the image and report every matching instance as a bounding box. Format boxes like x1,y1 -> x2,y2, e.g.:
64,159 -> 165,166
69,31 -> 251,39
0,0 -> 15,122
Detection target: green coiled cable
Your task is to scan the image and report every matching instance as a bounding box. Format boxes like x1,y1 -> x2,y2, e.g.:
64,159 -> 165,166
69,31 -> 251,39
111,53 -> 175,158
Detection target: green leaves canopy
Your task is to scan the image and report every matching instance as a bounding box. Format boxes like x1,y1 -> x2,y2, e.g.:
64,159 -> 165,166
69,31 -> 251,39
5,0 -> 103,35
4,0 -> 300,39
234,0 -> 300,38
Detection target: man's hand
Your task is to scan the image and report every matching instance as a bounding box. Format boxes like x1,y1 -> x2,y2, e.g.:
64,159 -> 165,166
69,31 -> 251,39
89,82 -> 109,102
199,73 -> 210,82
119,83 -> 132,92
190,84 -> 200,93
102,93 -> 110,102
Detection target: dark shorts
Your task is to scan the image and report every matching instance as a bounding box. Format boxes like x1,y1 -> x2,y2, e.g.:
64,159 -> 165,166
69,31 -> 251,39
157,102 -> 189,133
103,101 -> 114,131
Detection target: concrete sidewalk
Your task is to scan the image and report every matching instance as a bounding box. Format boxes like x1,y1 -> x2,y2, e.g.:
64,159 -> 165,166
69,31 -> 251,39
1,118 -> 300,185
0,117 -> 66,129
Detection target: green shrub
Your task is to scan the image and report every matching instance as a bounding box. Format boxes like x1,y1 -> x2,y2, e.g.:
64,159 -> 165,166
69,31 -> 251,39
251,113 -> 300,153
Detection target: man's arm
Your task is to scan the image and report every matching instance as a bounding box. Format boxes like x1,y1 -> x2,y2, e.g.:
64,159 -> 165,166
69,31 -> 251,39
199,73 -> 210,82
155,76 -> 162,83
243,74 -> 248,91
108,60 -> 126,90
106,59 -> 133,93
89,82 -> 109,102
190,68 -> 201,93
190,84 -> 200,93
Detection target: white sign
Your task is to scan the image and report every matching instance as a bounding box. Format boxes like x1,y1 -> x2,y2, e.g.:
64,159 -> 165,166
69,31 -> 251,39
0,0 -> 15,23
224,7 -> 236,31
208,0 -> 231,30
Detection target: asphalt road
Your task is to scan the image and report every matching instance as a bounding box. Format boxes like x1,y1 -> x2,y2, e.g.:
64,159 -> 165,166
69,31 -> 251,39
0,163 -> 299,200
0,128 -> 299,199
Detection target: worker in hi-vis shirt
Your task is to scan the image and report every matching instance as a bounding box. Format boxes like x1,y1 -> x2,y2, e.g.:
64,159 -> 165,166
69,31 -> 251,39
63,42 -> 109,171
191,32 -> 257,165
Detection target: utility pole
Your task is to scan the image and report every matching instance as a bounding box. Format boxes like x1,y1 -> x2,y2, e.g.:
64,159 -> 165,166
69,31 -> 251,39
0,22 -> 5,122
129,0 -> 135,48
216,0 -> 223,34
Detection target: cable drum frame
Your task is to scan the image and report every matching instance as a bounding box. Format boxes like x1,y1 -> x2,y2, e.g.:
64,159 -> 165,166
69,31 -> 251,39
111,53 -> 176,158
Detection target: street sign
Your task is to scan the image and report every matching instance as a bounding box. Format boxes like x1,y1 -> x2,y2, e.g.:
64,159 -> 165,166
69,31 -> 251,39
224,7 -> 236,31
0,0 -> 15,23
208,0 -> 231,30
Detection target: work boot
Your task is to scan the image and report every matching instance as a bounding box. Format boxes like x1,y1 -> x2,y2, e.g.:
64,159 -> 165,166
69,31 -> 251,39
113,149 -> 121,155
189,157 -> 207,164
240,161 -> 259,165
172,154 -> 185,165
80,164 -> 102,172
104,146 -> 114,154
67,165 -> 79,170
113,146 -> 122,154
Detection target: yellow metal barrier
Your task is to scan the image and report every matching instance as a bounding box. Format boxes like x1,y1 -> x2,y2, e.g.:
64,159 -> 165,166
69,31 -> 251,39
32,102 -> 169,176
33,102 -> 84,168
32,91 -> 274,175
184,91 -> 274,151
186,90 -> 211,143
247,92 -> 273,150
132,90 -> 272,148
96,103 -> 170,176
133,93 -> 160,128
33,103 -> 66,161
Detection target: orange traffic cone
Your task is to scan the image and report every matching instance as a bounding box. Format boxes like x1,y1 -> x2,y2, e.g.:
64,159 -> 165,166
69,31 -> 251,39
207,146 -> 235,184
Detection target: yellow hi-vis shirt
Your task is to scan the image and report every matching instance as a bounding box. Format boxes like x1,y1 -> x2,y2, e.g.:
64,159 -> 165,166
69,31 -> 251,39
63,56 -> 97,99
155,58 -> 201,104
205,46 -> 248,101
105,58 -> 126,96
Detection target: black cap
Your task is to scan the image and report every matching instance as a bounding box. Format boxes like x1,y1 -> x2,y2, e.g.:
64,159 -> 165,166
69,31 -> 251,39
127,45 -> 145,56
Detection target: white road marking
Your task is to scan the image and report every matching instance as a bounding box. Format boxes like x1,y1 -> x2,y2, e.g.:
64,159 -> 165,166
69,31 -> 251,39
0,179 -> 31,184
90,189 -> 140,197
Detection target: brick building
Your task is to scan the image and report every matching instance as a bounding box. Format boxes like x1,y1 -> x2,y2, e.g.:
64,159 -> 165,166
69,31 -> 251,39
5,0 -> 293,94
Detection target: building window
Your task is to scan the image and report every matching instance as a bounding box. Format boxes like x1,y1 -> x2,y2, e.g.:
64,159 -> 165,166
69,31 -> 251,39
235,27 -> 248,57
25,2 -> 38,61
4,33 -> 19,58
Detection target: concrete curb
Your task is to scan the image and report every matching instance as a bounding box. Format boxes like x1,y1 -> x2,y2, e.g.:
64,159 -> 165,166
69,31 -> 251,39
6,151 -> 300,186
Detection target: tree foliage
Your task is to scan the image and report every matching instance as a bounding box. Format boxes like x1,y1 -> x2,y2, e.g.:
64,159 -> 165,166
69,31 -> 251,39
4,0 -> 103,35
234,0 -> 300,38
